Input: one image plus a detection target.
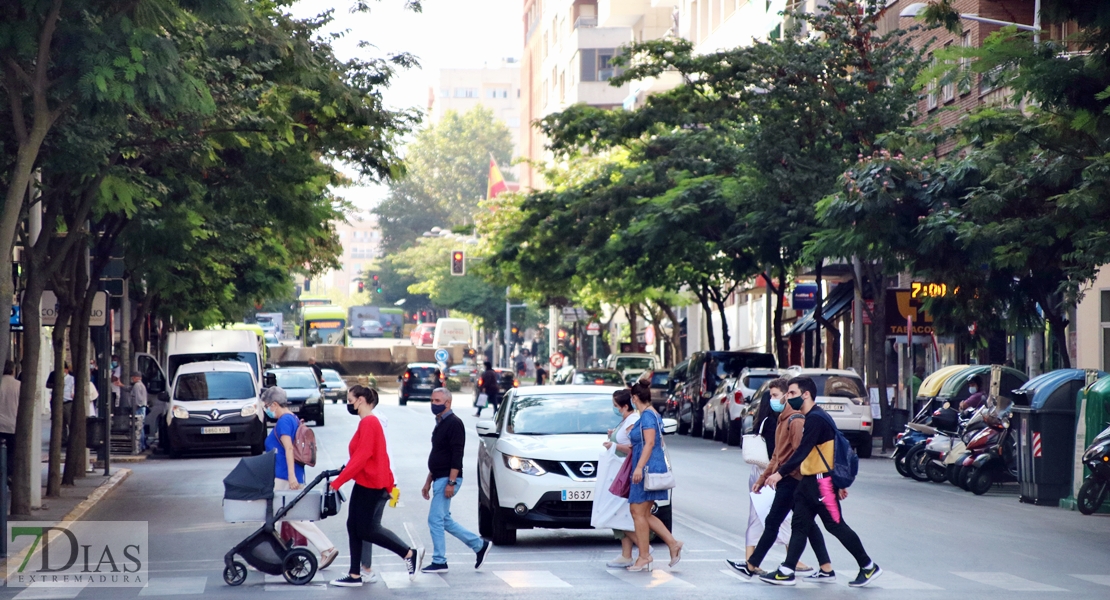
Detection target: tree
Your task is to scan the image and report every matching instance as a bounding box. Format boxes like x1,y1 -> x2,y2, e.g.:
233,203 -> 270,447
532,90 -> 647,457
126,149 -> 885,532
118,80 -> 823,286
389,235 -> 506,329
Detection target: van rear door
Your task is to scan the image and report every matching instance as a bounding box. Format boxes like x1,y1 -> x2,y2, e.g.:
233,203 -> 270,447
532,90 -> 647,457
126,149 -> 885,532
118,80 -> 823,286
135,353 -> 167,395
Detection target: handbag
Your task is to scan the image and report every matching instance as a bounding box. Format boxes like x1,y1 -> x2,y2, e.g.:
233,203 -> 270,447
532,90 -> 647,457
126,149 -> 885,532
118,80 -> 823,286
476,393 -> 489,408
742,418 -> 771,468
641,414 -> 676,491
608,453 -> 632,498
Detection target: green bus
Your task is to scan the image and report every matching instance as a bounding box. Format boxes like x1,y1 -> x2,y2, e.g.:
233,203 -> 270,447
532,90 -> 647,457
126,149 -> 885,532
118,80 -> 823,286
378,307 -> 405,338
302,305 -> 349,347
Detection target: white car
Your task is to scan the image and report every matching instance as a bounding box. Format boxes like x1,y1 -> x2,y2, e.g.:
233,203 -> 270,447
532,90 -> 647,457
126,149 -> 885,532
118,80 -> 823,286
703,368 -> 786,446
783,367 -> 873,458
476,385 -> 676,545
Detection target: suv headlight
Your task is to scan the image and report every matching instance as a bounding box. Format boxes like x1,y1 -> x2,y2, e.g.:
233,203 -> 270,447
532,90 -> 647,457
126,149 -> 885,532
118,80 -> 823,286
241,404 -> 259,417
305,394 -> 321,404
503,455 -> 546,476
172,406 -> 190,420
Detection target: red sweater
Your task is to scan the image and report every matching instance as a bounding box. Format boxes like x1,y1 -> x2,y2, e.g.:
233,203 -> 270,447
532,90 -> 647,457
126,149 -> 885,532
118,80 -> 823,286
331,415 -> 395,491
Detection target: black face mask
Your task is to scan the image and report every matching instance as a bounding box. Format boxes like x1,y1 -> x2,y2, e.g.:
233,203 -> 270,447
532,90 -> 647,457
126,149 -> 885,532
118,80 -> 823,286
787,396 -> 804,410
347,401 -> 360,416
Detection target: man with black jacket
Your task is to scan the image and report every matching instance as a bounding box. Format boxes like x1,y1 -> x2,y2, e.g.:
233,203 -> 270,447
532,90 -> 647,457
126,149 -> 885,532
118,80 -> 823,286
476,361 -> 500,416
421,387 -> 491,573
760,376 -> 882,588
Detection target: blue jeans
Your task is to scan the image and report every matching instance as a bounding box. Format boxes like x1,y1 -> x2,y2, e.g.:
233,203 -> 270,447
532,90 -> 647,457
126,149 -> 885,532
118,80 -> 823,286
428,477 -> 483,565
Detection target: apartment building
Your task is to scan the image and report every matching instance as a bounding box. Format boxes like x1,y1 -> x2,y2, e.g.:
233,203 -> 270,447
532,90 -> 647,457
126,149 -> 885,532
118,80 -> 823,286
430,60 -> 523,164
309,215 -> 382,299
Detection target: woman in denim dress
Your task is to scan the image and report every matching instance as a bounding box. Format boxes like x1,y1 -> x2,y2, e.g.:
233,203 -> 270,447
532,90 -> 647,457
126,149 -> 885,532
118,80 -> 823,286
626,382 -> 684,572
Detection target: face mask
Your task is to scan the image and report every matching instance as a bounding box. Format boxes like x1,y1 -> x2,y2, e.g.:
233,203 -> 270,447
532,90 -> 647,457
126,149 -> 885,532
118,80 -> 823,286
346,401 -> 360,416
431,403 -> 447,416
968,386 -> 978,394
787,396 -> 804,410
111,361 -> 118,369
770,398 -> 786,413
264,408 -> 276,420
613,406 -> 623,416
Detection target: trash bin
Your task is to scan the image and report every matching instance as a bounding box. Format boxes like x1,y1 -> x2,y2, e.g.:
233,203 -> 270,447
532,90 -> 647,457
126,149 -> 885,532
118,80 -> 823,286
1012,370 -> 1094,505
85,416 -> 104,450
935,365 -> 1027,409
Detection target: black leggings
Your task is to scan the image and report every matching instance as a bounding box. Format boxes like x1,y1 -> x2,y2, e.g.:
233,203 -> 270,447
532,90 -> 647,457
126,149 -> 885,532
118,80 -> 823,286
749,476 -> 831,569
783,475 -> 870,570
348,485 -> 410,576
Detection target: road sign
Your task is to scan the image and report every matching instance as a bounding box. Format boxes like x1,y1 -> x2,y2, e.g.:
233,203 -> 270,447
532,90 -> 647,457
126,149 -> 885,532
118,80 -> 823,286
550,352 -> 565,368
434,348 -> 449,363
437,361 -> 448,372
586,322 -> 600,336
562,307 -> 588,321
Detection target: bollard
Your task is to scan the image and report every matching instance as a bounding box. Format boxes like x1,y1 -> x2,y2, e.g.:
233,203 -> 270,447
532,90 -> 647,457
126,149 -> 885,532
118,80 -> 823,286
1,438 -> 7,558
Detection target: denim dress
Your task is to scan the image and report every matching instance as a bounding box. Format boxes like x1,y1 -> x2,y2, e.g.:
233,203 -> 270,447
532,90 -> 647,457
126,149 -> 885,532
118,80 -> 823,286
628,410 -> 669,504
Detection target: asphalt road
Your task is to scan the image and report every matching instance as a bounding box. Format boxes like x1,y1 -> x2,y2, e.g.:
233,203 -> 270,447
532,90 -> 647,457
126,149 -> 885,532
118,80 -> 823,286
5,389 -> 1110,599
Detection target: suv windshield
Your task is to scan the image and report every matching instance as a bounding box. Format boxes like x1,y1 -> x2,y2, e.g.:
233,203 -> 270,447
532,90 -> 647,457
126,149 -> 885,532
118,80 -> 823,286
508,394 -> 621,435
322,370 -> 343,383
168,353 -> 260,383
174,372 -> 255,401
810,375 -> 866,399
272,370 -> 318,389
743,374 -> 778,391
651,372 -> 670,388
615,357 -> 654,371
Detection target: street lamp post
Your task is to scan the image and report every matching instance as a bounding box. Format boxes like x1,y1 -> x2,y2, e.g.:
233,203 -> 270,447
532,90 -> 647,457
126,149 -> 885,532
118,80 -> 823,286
504,286 -> 526,369
900,1 -> 1041,43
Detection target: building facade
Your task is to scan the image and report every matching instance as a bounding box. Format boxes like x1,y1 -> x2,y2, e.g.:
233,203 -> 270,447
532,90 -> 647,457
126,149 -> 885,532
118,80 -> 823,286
431,60 -> 523,168
306,214 -> 382,299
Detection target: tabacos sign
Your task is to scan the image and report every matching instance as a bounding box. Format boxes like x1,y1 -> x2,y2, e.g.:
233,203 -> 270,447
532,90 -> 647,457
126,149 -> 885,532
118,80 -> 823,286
7,521 -> 148,587
884,288 -> 935,337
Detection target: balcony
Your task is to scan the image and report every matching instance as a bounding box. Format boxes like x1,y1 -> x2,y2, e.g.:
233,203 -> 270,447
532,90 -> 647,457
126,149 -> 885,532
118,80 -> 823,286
575,16 -> 598,29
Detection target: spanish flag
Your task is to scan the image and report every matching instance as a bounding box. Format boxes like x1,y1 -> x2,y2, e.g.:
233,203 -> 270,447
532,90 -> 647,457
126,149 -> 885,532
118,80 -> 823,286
487,157 -> 508,199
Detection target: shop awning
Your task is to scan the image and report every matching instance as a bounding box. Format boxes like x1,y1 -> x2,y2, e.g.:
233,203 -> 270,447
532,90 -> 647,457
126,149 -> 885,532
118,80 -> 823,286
786,281 -> 855,336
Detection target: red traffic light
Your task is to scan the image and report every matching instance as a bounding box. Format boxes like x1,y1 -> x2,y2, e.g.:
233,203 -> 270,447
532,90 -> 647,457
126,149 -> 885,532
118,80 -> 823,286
450,250 -> 465,276
357,281 -> 364,293
372,275 -> 379,282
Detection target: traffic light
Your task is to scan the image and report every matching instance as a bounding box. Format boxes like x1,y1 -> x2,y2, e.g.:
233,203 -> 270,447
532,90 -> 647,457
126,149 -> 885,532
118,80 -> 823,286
371,275 -> 381,293
557,329 -> 567,341
303,279 -> 311,292
450,250 -> 465,276
357,281 -> 364,293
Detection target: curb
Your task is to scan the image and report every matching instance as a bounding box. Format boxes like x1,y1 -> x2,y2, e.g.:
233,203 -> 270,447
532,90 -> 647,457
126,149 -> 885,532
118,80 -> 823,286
3,468 -> 131,578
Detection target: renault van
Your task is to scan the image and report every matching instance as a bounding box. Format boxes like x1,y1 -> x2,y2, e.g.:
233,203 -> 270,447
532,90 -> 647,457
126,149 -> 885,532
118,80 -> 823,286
159,361 -> 265,458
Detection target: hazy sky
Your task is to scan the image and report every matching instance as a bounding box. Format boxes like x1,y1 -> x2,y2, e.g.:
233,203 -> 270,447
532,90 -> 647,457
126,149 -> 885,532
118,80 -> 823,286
289,0 -> 521,213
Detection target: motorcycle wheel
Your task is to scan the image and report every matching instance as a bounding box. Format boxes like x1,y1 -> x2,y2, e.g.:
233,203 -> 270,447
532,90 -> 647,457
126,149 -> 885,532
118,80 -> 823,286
925,461 -> 947,483
894,453 -> 912,478
906,443 -> 930,482
946,464 -> 960,486
970,468 -> 993,495
1077,478 -> 1108,516
958,465 -> 974,491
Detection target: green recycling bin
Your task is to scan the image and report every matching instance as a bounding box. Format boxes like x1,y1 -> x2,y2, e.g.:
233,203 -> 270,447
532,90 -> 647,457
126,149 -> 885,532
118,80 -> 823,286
1011,370 -> 1091,505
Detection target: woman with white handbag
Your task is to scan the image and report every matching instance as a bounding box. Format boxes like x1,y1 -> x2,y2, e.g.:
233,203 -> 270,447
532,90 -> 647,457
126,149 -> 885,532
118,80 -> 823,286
590,389 -> 639,568
626,382 -> 683,572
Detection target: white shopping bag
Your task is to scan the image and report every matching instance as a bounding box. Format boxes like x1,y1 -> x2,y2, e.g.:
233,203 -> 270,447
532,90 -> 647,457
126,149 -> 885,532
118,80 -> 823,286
591,446 -> 634,531
750,487 -> 792,546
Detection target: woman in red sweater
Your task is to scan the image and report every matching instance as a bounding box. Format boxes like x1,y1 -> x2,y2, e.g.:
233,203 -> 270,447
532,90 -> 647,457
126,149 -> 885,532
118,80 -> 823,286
329,387 -> 424,587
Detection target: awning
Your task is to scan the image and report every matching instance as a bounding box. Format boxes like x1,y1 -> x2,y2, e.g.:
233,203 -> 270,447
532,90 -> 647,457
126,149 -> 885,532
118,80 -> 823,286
786,281 -> 855,337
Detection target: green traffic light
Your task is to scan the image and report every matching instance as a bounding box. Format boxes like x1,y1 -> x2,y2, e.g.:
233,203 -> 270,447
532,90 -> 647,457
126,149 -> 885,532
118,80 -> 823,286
376,287 -> 382,293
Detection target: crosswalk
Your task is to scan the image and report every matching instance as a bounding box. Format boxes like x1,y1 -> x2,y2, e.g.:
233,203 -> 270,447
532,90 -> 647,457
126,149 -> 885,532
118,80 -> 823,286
9,569 -> 1110,597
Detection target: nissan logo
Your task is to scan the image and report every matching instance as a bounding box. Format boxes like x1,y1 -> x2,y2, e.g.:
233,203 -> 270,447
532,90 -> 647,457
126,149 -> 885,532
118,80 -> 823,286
210,409 -> 220,421
579,462 -> 596,477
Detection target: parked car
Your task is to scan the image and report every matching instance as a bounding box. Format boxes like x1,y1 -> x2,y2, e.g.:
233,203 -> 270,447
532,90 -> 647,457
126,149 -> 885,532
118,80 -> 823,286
665,360 -> 689,417
263,332 -> 280,347
320,368 -> 348,404
410,323 -> 435,346
571,369 -> 625,386
398,363 -> 446,405
782,367 -> 873,458
474,385 -> 677,545
678,351 -> 776,436
704,368 -> 785,445
267,367 -> 326,426
475,368 -> 518,404
649,370 -> 671,412
605,353 -> 657,383
359,320 -> 384,338
159,361 -> 265,458
448,364 -> 478,379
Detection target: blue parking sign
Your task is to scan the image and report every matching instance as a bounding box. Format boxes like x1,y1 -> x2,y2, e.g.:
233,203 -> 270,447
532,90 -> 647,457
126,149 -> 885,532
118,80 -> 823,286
435,348 -> 449,363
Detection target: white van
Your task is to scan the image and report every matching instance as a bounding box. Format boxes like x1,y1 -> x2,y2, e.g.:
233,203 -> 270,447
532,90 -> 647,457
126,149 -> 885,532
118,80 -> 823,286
432,318 -> 472,349
605,353 -> 658,382
164,329 -> 264,388
159,361 -> 265,458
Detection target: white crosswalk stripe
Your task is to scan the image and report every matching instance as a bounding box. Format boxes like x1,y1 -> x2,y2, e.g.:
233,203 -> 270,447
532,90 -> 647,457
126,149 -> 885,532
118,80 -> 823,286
12,584 -> 87,600
953,572 -> 1067,592
870,570 -> 942,590
138,577 -> 208,596
380,571 -> 449,589
493,571 -> 572,588
1071,574 -> 1110,586
606,568 -> 695,588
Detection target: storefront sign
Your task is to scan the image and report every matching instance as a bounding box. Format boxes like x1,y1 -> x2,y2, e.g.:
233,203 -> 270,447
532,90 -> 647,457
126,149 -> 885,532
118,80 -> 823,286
792,283 -> 818,311
885,288 -> 934,338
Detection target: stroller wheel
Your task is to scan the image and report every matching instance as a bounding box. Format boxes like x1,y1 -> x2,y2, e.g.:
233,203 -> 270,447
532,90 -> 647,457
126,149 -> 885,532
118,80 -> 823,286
282,548 -> 318,585
223,561 -> 247,586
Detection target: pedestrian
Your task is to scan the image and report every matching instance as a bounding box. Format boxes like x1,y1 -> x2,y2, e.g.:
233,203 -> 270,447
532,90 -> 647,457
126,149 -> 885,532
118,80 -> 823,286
308,357 -> 323,385
728,378 -> 831,580
420,387 -> 491,574
591,388 -> 638,567
625,382 -> 683,572
62,363 -> 75,444
0,361 -> 20,482
349,384 -> 395,584
329,386 -> 423,587
535,365 -> 548,386
261,387 -> 338,570
759,376 -> 882,587
124,372 -> 148,450
475,361 -> 500,417
959,375 -> 987,411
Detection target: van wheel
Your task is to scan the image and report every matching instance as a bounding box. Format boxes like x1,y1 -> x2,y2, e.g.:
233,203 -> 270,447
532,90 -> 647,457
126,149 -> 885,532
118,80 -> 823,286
250,440 -> 265,456
167,436 -> 182,459
856,433 -> 873,458
488,480 -> 516,546
691,410 -> 704,438
714,418 -> 728,442
478,499 -> 492,538
677,419 -> 690,436
316,413 -> 325,427
727,420 -> 742,446
701,417 -> 714,439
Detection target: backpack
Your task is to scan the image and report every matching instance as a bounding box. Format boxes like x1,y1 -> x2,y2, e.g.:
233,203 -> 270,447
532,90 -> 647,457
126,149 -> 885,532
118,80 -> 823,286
293,419 -> 317,467
814,411 -> 858,489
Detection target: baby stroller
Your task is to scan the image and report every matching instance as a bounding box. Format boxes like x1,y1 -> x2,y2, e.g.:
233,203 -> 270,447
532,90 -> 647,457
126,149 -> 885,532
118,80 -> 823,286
221,452 -> 343,586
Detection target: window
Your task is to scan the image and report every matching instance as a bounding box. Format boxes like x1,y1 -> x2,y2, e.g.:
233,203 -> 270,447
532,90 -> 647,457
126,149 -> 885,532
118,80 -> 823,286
942,43 -> 955,103
174,372 -> 256,401
580,48 -> 624,82
926,54 -> 938,110
439,88 -> 449,98
486,88 -> 509,99
959,31 -> 973,95
454,88 -> 478,98
1102,291 -> 1110,371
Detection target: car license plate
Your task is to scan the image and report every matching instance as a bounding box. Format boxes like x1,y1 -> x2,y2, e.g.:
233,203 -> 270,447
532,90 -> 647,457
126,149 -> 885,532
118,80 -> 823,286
289,405 -> 300,413
201,426 -> 230,435
824,403 -> 846,411
561,489 -> 592,502
415,384 -> 432,389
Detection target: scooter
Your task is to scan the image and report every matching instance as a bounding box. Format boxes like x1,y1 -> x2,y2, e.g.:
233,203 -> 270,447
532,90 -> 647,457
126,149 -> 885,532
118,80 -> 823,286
894,400 -> 949,478
1078,424 -> 1110,515
965,417 -> 1017,495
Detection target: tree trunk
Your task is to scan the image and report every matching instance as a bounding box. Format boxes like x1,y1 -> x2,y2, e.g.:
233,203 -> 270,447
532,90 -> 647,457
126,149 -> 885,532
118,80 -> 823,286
863,264 -> 894,451
774,271 -> 787,367
627,304 -> 638,353
654,300 -> 683,367
710,287 -> 731,350
130,292 -> 154,366
46,310 -> 70,497
696,287 -> 716,352
63,253 -> 93,485
11,274 -> 47,514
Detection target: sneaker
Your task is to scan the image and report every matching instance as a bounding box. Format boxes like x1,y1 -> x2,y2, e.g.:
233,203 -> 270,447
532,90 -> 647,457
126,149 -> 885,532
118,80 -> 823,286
849,564 -> 882,588
359,567 -> 380,584
405,548 -> 425,581
606,556 -> 634,569
330,575 -> 363,587
421,562 -> 449,574
725,559 -> 757,581
475,539 -> 492,569
759,568 -> 796,586
806,569 -> 836,583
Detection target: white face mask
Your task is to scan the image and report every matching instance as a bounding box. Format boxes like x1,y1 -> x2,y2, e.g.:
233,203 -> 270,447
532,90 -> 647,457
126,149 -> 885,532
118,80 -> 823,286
968,386 -> 978,394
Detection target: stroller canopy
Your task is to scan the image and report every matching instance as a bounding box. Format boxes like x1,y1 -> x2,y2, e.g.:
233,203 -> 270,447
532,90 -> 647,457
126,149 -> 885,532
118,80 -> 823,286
223,452 -> 276,501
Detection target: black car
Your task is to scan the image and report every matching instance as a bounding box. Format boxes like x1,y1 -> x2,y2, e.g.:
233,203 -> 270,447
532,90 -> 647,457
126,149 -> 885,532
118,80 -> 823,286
399,363 -> 446,406
268,367 -> 326,426
678,351 -> 776,436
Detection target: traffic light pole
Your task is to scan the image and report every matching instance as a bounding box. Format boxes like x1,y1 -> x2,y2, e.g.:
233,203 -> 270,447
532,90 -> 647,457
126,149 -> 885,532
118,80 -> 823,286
503,286 -> 526,369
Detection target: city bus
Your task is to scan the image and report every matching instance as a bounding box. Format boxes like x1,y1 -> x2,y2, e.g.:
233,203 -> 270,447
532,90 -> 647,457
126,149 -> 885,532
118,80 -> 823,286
378,307 -> 405,338
301,305 -> 349,347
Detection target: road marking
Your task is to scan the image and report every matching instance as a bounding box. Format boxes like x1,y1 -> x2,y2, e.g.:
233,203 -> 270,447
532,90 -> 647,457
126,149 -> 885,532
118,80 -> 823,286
871,571 -> 942,590
1072,574 -> 1110,586
403,521 -> 422,549
607,568 -> 695,588
13,584 -> 87,600
139,577 -> 208,595
380,572 -> 449,589
671,510 -> 745,549
494,570 -> 572,588
953,572 -> 1067,591
264,583 -> 327,591
720,568 -> 753,583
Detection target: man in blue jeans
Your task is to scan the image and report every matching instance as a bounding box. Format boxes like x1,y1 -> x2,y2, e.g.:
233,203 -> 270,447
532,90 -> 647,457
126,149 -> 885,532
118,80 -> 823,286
421,388 -> 491,573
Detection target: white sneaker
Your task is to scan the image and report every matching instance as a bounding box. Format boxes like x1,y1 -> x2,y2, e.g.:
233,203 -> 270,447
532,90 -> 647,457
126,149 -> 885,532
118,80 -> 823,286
359,567 -> 380,584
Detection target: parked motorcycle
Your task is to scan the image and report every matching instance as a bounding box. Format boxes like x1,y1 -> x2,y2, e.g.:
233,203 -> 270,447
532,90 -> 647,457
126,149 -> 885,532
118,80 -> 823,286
1078,424 -> 1110,515
894,399 -> 950,478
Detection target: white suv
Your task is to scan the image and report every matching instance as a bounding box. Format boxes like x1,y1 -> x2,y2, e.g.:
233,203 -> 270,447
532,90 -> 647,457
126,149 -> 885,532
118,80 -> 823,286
783,367 -> 873,458
476,385 -> 675,545
703,368 -> 784,445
